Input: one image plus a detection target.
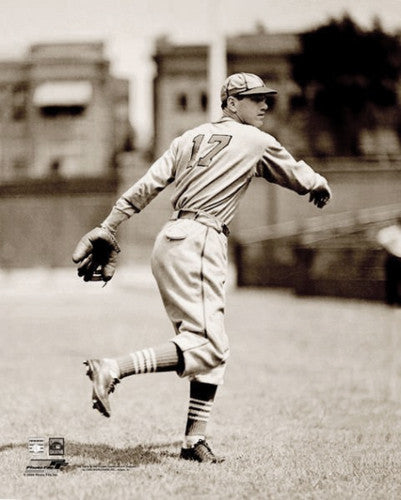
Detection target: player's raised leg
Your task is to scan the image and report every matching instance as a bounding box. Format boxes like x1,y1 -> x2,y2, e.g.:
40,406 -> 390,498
84,341 -> 182,417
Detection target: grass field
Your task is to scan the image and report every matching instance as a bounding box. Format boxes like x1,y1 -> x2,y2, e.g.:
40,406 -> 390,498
2,267 -> 401,499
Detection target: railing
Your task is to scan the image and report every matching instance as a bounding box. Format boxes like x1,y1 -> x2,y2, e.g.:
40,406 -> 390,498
235,202 -> 401,246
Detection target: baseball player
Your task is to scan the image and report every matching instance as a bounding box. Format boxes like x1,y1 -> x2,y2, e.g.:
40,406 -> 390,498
377,216 -> 401,305
72,73 -> 332,463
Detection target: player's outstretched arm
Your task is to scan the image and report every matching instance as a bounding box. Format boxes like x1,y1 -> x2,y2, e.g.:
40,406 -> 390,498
257,138 -> 332,209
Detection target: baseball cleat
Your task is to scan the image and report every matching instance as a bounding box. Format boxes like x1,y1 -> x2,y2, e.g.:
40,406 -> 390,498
180,439 -> 225,464
84,359 -> 120,418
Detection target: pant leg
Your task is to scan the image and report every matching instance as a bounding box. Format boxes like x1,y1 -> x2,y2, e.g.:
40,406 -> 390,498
151,219 -> 230,385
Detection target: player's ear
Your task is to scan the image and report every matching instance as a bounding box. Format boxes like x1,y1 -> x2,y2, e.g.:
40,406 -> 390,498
227,96 -> 238,112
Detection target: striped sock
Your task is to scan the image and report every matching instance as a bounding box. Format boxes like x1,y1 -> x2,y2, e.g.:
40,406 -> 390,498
184,381 -> 217,447
116,342 -> 181,378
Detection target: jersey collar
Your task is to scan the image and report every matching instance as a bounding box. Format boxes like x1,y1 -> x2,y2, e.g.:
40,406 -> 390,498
213,115 -> 237,124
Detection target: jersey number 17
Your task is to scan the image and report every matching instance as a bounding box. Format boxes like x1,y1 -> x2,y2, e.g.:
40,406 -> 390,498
187,134 -> 232,168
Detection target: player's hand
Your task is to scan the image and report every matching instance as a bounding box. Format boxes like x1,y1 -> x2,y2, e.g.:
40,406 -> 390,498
309,179 -> 332,209
72,227 -> 120,282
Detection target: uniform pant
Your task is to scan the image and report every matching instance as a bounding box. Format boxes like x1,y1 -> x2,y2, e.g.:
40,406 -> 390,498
151,218 -> 230,385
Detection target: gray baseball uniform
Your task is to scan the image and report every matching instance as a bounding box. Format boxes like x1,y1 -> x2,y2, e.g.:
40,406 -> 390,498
109,116 -> 328,385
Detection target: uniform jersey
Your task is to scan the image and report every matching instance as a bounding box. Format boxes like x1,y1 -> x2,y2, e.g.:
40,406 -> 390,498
114,116 -> 325,226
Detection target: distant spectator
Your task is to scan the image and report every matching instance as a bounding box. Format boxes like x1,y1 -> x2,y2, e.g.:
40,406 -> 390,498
49,158 -> 61,177
377,217 -> 401,306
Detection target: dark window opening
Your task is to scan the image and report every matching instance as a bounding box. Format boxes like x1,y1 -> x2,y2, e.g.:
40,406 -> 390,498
177,93 -> 188,112
200,92 -> 208,112
40,105 -> 85,117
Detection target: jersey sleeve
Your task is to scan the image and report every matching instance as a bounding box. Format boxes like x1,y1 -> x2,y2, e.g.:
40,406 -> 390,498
113,139 -> 178,216
255,136 -> 325,195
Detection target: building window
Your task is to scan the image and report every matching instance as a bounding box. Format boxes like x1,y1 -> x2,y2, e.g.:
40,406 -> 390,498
12,84 -> 27,121
200,91 -> 208,112
176,93 -> 188,112
40,105 -> 85,118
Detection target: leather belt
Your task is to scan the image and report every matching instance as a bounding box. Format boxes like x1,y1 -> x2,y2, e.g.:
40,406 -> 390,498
170,209 -> 230,237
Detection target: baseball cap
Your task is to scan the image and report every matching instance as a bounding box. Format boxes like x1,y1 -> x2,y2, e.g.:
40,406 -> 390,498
220,73 -> 277,102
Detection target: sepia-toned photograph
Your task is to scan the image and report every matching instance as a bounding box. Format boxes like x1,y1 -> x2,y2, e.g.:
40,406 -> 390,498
2,0 -> 401,498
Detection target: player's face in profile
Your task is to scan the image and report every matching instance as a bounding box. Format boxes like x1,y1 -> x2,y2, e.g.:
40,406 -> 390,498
233,95 -> 269,128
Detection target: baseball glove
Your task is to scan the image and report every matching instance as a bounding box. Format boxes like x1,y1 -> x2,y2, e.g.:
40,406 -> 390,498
72,227 -> 120,283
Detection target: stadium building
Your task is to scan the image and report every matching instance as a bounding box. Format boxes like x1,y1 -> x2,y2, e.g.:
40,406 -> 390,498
0,41 -> 133,181
153,30 -> 401,158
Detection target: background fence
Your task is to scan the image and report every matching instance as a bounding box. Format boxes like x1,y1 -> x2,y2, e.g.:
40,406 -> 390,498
1,156 -> 401,272
0,176 -> 118,268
